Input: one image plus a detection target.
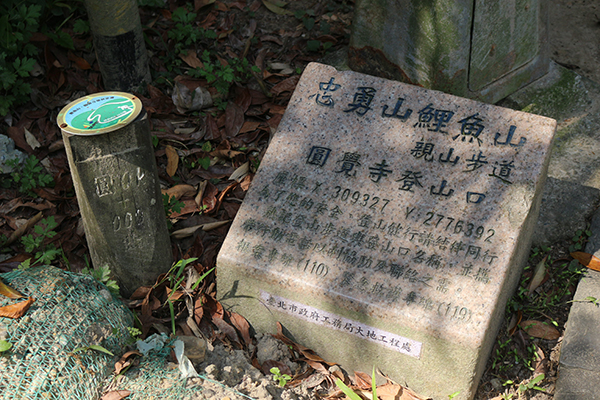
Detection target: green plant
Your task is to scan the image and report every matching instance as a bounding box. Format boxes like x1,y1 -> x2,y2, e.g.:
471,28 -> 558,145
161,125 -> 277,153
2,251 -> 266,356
448,391 -> 460,399
111,324 -> 142,349
163,193 -> 184,217
569,227 -> 592,252
334,367 -> 377,400
168,7 -> 216,55
123,326 -> 142,346
334,378 -> 362,400
0,0 -> 87,115
294,9 -> 316,31
306,39 -> 333,53
138,0 -> 165,7
157,257 -> 214,334
81,265 -> 120,296
163,193 -> 185,228
0,2 -> 41,115
7,155 -> 54,195
491,338 -> 519,372
571,296 -> 599,306
19,216 -> 62,267
517,374 -> 545,396
293,9 -> 334,54
506,239 -> 585,321
270,367 -> 292,387
71,344 -> 114,356
188,50 -> 260,108
72,18 -> 89,34
127,326 -> 142,339
0,340 -> 12,353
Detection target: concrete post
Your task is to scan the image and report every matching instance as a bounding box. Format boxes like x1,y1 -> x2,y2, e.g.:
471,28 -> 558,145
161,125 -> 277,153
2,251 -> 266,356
57,92 -> 172,297
349,0 -> 549,104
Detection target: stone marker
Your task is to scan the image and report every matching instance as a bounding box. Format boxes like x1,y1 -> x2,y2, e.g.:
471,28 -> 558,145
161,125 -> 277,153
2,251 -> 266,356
349,0 -> 550,104
217,63 -> 556,399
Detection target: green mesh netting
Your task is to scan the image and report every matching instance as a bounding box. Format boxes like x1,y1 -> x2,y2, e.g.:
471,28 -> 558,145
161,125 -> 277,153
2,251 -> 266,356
106,342 -> 258,400
0,266 -> 133,400
105,337 -> 203,400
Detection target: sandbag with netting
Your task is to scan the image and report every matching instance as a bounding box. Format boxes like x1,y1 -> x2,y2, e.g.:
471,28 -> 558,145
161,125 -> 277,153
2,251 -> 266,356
0,266 -> 133,399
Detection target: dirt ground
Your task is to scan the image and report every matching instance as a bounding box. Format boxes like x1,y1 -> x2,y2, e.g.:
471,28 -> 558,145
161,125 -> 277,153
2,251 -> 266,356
549,0 -> 600,84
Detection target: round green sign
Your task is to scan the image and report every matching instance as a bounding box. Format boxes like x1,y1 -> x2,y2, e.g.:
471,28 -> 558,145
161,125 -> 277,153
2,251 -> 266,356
57,92 -> 142,136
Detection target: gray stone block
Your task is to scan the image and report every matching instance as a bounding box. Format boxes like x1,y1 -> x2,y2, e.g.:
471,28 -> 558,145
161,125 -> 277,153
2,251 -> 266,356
555,211 -> 600,399
554,367 -> 600,400
348,0 -> 549,103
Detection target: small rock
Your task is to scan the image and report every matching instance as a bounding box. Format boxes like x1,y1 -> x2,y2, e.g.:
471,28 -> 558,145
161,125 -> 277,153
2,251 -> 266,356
490,378 -> 502,390
205,363 -> 220,380
0,135 -> 25,173
256,334 -> 287,365
177,335 -> 206,362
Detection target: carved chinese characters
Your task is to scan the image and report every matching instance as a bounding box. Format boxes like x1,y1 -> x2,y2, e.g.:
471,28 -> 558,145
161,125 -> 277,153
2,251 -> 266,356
217,63 -> 556,399
61,107 -> 172,297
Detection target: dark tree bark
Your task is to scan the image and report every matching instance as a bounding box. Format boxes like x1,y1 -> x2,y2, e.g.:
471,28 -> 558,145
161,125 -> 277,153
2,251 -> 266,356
84,0 -> 151,93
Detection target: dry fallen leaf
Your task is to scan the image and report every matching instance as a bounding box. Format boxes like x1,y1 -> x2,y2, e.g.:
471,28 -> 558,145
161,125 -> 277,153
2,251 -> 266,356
528,255 -> 547,295
0,297 -> 35,318
399,385 -> 431,400
210,149 -> 244,159
24,128 -> 41,149
165,145 -> 179,177
0,279 -> 25,299
229,162 -> 249,182
163,184 -> 197,200
179,51 -> 204,68
571,251 -> 600,272
194,180 -> 208,209
262,0 -> 293,15
5,211 -> 43,246
239,120 -> 262,134
377,382 -> 402,400
169,199 -> 199,218
194,0 -> 215,11
507,310 -> 522,336
353,371 -> 372,390
171,81 -> 213,113
520,320 -> 560,340
100,390 -> 131,400
114,350 -> 141,375
68,51 -> 91,70
532,344 -> 548,375
170,220 -> 231,239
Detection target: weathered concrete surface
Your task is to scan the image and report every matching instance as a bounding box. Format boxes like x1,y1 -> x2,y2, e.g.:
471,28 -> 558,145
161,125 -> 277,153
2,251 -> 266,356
348,0 -> 549,104
62,115 -> 172,297
500,62 -> 600,246
534,178 -> 599,247
217,62 -> 555,400
554,211 -> 600,400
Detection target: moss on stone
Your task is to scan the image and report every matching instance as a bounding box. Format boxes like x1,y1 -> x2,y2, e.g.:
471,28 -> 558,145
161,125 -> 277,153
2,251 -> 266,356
516,67 -> 588,121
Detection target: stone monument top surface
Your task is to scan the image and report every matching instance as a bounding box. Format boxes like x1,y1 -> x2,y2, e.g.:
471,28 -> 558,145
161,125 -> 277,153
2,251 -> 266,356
218,62 -> 556,350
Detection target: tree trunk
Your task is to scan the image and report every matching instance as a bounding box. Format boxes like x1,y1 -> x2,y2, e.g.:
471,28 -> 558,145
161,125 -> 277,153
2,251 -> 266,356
84,0 -> 151,93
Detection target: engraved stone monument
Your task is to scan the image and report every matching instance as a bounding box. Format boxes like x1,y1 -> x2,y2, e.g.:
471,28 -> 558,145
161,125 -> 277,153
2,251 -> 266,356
217,63 -> 556,399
